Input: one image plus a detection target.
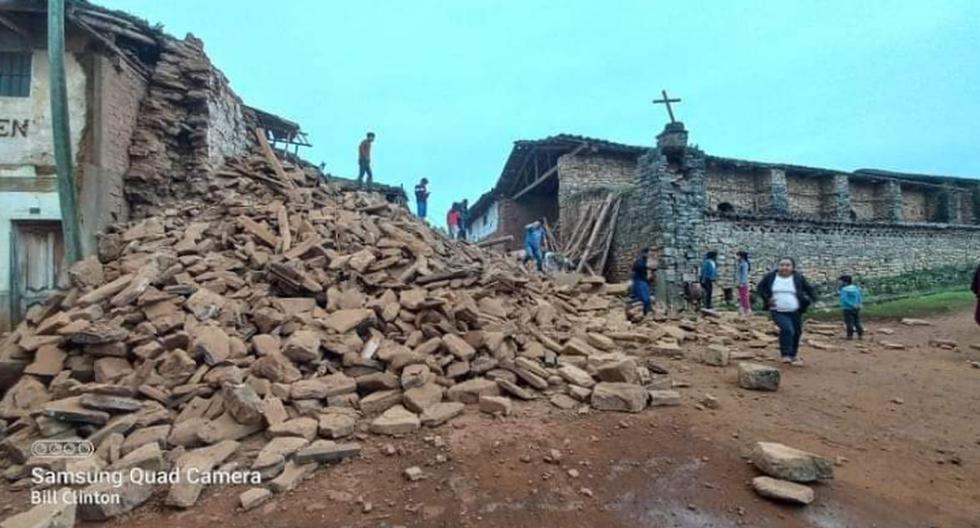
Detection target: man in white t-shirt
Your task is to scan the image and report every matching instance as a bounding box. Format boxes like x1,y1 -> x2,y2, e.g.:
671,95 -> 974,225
756,258 -> 817,366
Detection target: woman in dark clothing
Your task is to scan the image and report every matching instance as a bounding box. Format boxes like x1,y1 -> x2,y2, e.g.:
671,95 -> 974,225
972,263 -> 980,326
756,257 -> 817,366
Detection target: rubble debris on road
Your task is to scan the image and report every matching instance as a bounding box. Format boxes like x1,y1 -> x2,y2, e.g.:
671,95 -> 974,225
751,476 -> 814,505
750,442 -> 835,483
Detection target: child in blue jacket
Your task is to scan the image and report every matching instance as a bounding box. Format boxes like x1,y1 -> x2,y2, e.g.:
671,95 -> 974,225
838,275 -> 864,339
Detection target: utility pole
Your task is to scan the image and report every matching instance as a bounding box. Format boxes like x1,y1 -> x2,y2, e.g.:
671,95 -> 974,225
48,0 -> 83,264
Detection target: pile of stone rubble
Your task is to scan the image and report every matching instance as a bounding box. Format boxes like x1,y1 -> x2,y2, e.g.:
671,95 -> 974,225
0,145 -> 775,523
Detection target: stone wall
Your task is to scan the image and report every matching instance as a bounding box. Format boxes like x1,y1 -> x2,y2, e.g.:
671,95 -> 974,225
706,169 -> 767,213
611,147 -> 707,305
77,55 -> 147,255
785,174 -> 829,216
849,180 -> 883,221
494,195 -> 557,251
556,152 -> 636,217
702,214 -> 980,299
125,35 -> 254,211
902,186 -> 930,222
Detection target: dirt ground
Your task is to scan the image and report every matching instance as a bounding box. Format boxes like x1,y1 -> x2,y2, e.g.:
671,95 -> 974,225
5,308 -> 980,527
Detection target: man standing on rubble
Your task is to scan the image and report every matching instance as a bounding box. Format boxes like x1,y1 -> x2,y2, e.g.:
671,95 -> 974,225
357,132 -> 375,187
414,178 -> 430,219
522,218 -> 546,272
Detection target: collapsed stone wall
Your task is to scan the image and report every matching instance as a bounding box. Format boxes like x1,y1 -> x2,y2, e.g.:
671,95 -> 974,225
702,214 -> 980,299
124,34 -> 254,212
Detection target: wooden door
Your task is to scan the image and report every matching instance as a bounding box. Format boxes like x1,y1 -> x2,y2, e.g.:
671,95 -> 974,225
11,221 -> 65,322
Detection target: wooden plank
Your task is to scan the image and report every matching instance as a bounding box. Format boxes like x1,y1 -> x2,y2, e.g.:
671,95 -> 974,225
0,13 -> 30,39
415,268 -> 476,285
276,205 -> 292,253
576,194 -> 614,273
254,128 -> 296,190
68,15 -> 149,79
476,235 -> 514,247
238,216 -> 278,248
512,143 -> 588,200
595,195 -> 623,276
564,202 -> 596,257
542,218 -> 558,253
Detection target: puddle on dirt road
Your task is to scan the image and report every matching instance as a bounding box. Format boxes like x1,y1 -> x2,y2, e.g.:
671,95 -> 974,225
605,457 -> 739,527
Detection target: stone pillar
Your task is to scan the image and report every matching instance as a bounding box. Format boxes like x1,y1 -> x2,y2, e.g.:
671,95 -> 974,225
635,145 -> 708,313
885,180 -> 903,222
769,169 -> 788,215
656,122 -> 688,162
832,174 -> 851,222
942,190 -> 962,224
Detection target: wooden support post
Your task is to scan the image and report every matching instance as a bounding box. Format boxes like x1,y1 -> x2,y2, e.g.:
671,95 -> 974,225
595,195 -> 623,275
576,194 -> 614,273
48,0 -> 83,264
255,128 -> 296,190
276,205 -> 292,253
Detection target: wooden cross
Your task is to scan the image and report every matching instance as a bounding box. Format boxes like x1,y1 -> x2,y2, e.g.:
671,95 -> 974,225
652,89 -> 681,123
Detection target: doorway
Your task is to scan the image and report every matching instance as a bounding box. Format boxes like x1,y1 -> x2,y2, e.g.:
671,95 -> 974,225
10,220 -> 66,323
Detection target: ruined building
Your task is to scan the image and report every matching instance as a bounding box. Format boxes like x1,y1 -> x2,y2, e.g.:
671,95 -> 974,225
0,0 -> 316,329
466,122 -> 980,304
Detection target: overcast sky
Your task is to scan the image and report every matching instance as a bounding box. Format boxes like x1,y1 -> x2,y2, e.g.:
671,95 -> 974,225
100,0 -> 980,224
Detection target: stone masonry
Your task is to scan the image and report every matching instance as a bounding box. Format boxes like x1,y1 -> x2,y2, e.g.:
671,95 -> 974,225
474,124 -> 980,305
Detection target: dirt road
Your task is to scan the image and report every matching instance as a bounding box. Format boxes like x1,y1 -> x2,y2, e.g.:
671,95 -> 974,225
7,309 -> 979,527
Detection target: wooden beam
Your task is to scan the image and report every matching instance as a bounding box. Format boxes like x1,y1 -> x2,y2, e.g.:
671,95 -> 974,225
564,201 -> 596,256
576,193 -> 614,273
506,146 -> 536,195
0,13 -> 29,40
68,14 -> 149,79
595,195 -> 623,275
254,128 -> 296,190
512,143 -> 588,200
476,235 -> 514,247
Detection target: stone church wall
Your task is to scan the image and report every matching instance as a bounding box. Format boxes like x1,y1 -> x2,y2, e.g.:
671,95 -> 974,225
702,215 -> 980,300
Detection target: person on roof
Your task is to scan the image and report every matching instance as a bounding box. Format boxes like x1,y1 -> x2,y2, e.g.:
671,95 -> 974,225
447,203 -> 461,239
414,178 -> 430,219
357,132 -> 375,187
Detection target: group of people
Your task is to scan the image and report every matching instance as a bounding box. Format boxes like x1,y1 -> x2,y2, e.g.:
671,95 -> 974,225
356,132 -> 470,242
446,200 -> 469,240
629,250 -> 867,367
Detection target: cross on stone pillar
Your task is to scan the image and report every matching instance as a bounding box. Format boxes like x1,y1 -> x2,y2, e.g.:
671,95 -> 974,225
652,89 -> 681,123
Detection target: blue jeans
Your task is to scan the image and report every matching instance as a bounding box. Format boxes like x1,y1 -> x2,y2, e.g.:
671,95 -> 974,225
632,280 -> 652,315
771,310 -> 803,359
417,200 -> 427,219
523,242 -> 543,271
357,159 -> 372,185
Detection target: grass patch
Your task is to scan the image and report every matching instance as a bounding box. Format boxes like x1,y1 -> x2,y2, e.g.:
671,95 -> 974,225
808,289 -> 976,321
